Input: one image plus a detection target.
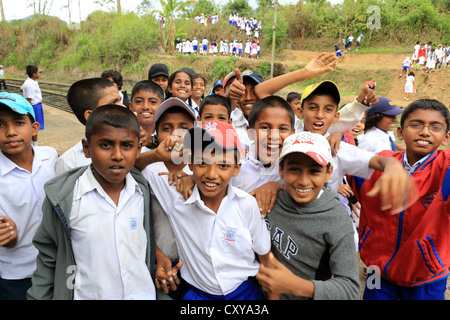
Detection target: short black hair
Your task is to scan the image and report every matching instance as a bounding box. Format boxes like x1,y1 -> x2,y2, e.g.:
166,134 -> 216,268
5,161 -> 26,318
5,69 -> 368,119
26,65 -> 38,78
286,92 -> 302,103
101,70 -> 123,90
400,99 -> 450,130
199,95 -> 231,118
67,78 -> 115,126
131,80 -> 164,102
85,104 -> 140,141
248,95 -> 295,129
364,112 -> 385,132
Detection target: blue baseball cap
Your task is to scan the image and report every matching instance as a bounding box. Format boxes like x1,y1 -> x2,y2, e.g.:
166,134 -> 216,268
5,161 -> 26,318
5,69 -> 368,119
366,97 -> 403,116
210,80 -> 224,95
0,92 -> 35,122
241,70 -> 264,84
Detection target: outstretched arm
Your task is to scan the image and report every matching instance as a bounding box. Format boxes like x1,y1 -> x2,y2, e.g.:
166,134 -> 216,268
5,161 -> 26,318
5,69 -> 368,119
367,155 -> 418,214
254,52 -> 337,100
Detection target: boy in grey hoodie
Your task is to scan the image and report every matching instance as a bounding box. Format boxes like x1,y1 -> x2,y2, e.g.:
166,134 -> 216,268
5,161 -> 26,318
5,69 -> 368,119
256,132 -> 360,300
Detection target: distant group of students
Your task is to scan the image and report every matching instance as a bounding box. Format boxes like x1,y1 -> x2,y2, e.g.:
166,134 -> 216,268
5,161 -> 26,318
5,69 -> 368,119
176,37 -> 260,59
193,13 -> 219,26
406,41 -> 450,74
399,41 -> 450,101
0,51 -> 449,302
228,12 -> 262,39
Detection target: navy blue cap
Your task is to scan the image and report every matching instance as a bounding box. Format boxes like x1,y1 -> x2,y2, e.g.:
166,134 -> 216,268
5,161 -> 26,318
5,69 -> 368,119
210,80 -> 224,95
366,97 -> 403,116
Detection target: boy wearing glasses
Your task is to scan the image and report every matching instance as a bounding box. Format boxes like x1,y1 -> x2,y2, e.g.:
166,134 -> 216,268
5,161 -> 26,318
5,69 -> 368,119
352,99 -> 450,300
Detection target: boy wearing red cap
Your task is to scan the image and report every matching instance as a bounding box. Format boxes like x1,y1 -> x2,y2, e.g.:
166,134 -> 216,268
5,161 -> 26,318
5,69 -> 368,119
143,120 -> 271,300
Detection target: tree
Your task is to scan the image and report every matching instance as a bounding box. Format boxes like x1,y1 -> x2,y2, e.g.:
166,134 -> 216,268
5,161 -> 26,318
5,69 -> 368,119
94,0 -> 122,15
157,0 -> 195,52
27,0 -> 54,15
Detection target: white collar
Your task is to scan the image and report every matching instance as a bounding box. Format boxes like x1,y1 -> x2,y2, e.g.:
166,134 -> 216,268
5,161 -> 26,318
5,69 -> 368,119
402,152 -> 431,174
76,166 -> 141,202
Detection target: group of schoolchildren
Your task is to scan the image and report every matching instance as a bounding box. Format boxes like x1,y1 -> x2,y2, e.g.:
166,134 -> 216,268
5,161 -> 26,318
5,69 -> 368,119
399,41 -> 449,101
176,37 -> 261,59
0,50 -> 449,301
335,34 -> 364,62
193,13 -> 220,26
228,13 -> 262,39
405,41 -> 450,74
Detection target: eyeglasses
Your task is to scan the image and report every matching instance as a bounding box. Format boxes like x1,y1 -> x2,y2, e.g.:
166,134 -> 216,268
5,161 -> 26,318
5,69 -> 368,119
403,123 -> 447,134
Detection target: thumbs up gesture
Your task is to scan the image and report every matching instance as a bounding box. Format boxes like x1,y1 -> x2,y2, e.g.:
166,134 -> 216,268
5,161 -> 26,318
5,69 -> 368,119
227,68 -> 246,102
356,84 -> 378,106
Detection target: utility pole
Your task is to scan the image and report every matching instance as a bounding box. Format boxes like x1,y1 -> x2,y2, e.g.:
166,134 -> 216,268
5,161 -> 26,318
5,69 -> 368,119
270,0 -> 278,79
0,0 -> 5,21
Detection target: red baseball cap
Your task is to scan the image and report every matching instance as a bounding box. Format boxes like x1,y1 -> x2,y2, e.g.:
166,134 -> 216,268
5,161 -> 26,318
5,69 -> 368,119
184,121 -> 243,161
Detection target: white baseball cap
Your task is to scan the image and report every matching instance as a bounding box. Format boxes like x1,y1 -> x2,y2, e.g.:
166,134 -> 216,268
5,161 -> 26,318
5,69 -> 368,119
279,132 -> 332,167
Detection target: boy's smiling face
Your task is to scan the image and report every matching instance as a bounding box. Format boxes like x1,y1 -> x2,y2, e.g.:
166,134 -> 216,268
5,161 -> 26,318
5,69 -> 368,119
130,89 -> 161,127
248,106 -> 293,166
82,123 -> 141,189
397,109 -> 449,165
238,78 -> 258,118
280,152 -> 332,205
156,111 -> 194,144
0,108 -> 39,157
300,95 -> 339,135
199,104 -> 231,125
189,149 -> 240,207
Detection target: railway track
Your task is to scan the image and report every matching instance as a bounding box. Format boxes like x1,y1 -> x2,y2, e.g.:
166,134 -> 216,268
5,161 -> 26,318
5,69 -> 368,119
3,78 -> 72,113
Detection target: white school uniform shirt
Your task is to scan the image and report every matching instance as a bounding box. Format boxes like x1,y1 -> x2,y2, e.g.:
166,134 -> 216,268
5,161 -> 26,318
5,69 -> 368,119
143,167 -> 270,296
231,141 -> 283,193
54,140 -> 91,175
70,167 -> 155,300
0,146 -> 57,279
358,128 -> 397,154
319,131 -> 375,191
231,108 -> 251,150
21,77 -> 42,105
143,161 -> 192,261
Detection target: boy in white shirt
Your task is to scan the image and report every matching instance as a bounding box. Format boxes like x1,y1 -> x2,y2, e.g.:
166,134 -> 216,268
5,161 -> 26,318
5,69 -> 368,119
55,78 -> 123,175
21,65 -> 43,143
28,105 -> 157,300
0,92 -> 57,300
143,120 -> 271,300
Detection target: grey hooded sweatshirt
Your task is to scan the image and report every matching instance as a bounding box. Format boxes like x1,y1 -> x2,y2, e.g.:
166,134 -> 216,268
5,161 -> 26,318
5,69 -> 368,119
266,185 -> 360,300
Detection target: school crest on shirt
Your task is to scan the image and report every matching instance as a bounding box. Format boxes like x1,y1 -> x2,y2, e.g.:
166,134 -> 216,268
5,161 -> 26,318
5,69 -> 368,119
422,191 -> 437,209
225,227 -> 237,242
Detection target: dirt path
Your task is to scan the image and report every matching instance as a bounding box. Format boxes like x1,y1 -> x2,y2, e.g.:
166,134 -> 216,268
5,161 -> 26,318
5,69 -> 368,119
282,49 -> 450,108
37,105 -> 85,155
